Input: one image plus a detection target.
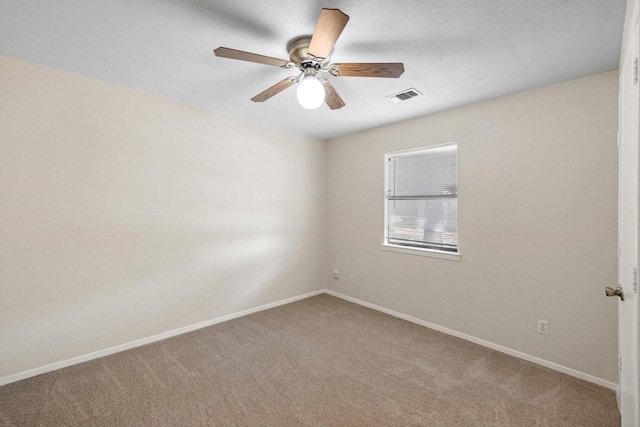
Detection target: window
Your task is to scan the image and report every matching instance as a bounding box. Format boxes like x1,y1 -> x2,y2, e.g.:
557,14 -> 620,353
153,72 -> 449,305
384,143 -> 458,256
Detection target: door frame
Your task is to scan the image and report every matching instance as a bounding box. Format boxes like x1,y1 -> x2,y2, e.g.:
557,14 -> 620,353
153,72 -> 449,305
617,1 -> 640,425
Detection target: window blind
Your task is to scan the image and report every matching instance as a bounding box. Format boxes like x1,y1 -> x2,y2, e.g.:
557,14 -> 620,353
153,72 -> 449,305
385,144 -> 458,252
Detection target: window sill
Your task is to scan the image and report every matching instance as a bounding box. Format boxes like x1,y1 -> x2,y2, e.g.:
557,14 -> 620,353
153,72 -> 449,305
381,244 -> 461,261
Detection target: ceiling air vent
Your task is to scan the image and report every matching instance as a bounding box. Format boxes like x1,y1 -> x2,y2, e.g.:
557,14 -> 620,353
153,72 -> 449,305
386,88 -> 422,103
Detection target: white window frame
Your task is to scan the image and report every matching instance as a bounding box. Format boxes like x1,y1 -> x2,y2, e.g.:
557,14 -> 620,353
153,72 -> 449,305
382,143 -> 461,261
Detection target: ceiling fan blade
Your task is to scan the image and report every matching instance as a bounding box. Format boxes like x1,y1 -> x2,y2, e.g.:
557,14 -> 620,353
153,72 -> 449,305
330,63 -> 405,78
320,79 -> 345,110
251,77 -> 298,102
214,47 -> 292,68
308,8 -> 349,60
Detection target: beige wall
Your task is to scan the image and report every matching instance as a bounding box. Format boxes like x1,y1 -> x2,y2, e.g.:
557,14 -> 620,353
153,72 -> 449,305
0,54 -> 620,385
326,71 -> 619,383
0,56 -> 326,378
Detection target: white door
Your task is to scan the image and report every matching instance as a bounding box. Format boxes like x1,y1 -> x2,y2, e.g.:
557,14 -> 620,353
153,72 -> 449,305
618,16 -> 639,427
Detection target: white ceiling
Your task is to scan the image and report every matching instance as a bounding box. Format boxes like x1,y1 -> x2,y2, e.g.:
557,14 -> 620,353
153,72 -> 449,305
0,0 -> 627,140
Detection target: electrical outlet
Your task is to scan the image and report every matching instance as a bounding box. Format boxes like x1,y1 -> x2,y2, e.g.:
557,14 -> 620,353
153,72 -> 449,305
537,319 -> 549,335
350,273 -> 355,283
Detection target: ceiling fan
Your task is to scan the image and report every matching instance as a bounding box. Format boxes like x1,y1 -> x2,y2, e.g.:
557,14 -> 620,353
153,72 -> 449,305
213,8 -> 404,110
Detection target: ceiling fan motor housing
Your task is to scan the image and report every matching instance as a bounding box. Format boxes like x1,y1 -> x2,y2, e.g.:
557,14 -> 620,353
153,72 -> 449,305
287,36 -> 311,66
287,35 -> 329,69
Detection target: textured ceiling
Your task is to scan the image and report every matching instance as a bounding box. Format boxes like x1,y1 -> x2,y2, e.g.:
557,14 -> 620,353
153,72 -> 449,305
0,0 -> 627,140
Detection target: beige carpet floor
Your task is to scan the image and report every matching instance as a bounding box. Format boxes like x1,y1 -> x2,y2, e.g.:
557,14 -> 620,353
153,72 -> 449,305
0,294 -> 620,426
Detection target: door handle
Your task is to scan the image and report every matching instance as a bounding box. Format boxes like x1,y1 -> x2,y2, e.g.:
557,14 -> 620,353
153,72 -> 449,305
605,286 -> 624,301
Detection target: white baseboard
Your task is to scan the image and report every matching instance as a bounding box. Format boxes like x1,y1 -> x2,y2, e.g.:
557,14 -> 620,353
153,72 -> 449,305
0,290 -> 324,386
324,289 -> 619,392
1,288 -> 619,394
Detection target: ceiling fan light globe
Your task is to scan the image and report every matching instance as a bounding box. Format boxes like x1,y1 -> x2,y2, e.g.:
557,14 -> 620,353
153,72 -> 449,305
297,77 -> 325,109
